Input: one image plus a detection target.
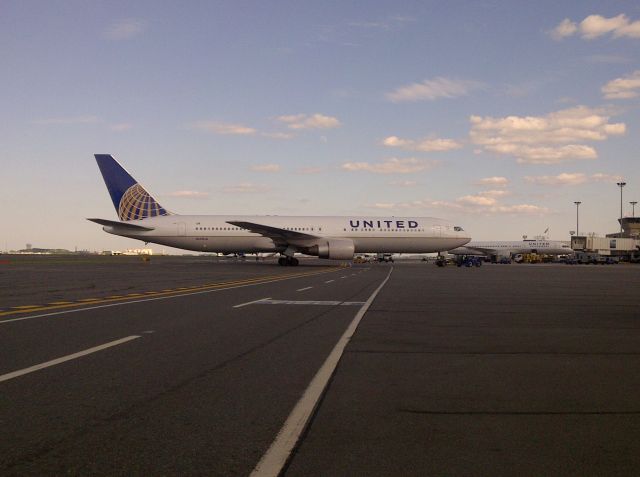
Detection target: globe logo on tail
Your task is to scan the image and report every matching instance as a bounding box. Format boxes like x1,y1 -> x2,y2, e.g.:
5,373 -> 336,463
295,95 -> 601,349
118,183 -> 169,221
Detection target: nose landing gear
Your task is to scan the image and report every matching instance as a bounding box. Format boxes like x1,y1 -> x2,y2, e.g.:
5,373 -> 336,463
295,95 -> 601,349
278,256 -> 299,266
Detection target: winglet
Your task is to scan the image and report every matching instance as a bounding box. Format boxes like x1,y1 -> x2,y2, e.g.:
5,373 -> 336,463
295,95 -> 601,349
94,154 -> 171,221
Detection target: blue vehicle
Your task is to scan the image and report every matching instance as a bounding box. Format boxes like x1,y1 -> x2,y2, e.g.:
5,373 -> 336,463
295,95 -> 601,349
456,256 -> 482,267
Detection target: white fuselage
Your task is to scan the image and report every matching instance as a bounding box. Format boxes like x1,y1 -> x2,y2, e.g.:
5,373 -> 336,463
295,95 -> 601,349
449,239 -> 572,257
102,215 -> 470,254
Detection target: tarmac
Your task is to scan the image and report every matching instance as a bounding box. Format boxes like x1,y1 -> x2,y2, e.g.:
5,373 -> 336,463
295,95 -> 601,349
1,255 -> 639,476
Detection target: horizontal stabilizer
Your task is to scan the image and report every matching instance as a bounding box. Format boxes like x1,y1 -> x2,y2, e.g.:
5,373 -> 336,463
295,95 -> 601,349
87,218 -> 155,231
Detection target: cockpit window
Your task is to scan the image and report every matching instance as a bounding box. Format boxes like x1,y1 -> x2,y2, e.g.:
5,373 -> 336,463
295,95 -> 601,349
454,226 -> 464,232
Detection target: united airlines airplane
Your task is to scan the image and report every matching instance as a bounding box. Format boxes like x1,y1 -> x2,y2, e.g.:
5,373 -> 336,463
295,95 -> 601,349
89,155 -> 471,265
449,239 -> 572,259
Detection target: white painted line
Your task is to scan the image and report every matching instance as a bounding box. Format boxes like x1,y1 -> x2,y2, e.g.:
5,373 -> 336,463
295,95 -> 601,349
0,271 -> 338,325
250,267 -> 393,477
233,297 -> 271,309
0,335 -> 141,384
255,300 -> 365,306
324,280 -> 334,284
341,276 -> 347,279
296,287 -> 313,292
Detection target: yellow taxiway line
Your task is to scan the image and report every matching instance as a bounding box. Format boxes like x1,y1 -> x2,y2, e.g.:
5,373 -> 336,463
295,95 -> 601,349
0,267 -> 342,318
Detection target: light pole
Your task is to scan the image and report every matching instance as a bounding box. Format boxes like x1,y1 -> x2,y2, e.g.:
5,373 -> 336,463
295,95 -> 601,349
631,201 -> 638,217
617,181 -> 626,235
574,201 -> 581,236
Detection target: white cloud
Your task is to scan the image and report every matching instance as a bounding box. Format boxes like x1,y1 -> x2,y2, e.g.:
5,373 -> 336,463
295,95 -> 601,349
367,198 -> 548,216
453,199 -> 549,215
500,144 -> 597,164
251,164 -> 281,173
386,77 -> 482,102
602,70 -> 640,99
33,116 -> 136,133
221,183 -> 271,193
167,190 -> 210,199
341,157 -> 437,174
349,21 -> 392,30
105,19 -> 147,40
524,172 -> 623,185
33,115 -> 100,125
261,132 -> 295,140
457,195 -> 497,206
382,135 -> 462,152
277,113 -> 341,130
524,173 -> 588,186
110,123 -> 133,132
469,106 -> 625,164
550,14 -> 640,40
550,18 -> 578,40
590,173 -> 624,183
581,14 -> 636,39
475,176 -> 509,187
367,200 -> 447,211
190,115 -> 340,138
191,121 -> 256,135
381,136 -> 410,148
489,204 -> 549,215
479,189 -> 510,198
389,180 -> 418,187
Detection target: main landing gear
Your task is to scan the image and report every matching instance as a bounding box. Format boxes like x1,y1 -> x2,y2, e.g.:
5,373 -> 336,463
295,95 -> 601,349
278,256 -> 299,266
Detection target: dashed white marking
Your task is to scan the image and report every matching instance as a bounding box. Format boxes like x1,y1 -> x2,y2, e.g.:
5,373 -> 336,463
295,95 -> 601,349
0,272 -> 337,325
296,287 -> 313,292
0,335 -> 141,383
255,300 -> 365,306
324,280 -> 334,284
250,267 -> 394,477
233,297 -> 271,308
341,276 -> 348,279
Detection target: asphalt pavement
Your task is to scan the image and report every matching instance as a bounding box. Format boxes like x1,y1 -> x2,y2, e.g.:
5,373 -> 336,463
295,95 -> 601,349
1,257 -> 639,476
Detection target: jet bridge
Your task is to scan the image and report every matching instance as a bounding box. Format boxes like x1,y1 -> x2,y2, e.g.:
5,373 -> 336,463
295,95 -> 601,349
571,236 -> 640,258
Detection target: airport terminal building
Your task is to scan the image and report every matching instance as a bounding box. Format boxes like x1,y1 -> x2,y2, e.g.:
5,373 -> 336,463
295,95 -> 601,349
571,217 -> 640,260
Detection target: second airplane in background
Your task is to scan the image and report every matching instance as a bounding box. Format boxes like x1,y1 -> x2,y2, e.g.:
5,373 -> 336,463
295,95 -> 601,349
449,238 -> 572,260
89,154 -> 471,265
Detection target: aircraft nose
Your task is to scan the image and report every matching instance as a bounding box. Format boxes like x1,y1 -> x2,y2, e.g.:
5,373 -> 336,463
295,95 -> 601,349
454,228 -> 471,245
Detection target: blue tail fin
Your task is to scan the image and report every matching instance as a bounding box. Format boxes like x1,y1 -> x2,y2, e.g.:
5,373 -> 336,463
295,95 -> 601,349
94,154 -> 171,221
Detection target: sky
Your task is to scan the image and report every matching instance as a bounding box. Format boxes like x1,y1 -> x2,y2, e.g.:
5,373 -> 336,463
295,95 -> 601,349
1,0 -> 639,252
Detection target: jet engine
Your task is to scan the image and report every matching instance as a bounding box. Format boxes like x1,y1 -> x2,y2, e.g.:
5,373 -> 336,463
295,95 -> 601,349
309,239 -> 355,260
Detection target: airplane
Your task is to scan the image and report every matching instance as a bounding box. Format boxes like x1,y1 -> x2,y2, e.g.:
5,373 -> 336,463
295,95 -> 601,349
89,154 -> 471,266
448,238 -> 572,261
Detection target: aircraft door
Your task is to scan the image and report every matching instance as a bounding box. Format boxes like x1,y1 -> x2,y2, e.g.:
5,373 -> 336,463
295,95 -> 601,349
177,223 -> 186,236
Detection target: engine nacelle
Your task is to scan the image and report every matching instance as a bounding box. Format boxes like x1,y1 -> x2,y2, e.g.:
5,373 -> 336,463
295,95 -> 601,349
310,239 -> 355,260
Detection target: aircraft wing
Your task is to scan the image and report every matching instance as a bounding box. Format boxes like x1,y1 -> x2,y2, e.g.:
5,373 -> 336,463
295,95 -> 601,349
449,245 -> 495,256
227,221 -> 318,243
464,245 -> 495,255
87,218 -> 155,231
